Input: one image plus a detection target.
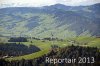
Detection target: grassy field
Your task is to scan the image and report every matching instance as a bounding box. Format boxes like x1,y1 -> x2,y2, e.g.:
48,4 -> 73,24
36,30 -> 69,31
74,37 -> 100,47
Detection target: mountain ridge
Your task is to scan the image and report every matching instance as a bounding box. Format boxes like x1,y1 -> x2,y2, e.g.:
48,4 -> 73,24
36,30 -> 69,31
1,3 -> 100,9
0,3 -> 100,38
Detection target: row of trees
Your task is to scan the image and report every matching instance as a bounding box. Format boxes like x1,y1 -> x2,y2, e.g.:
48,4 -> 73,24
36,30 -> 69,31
7,37 -> 64,42
8,37 -> 28,42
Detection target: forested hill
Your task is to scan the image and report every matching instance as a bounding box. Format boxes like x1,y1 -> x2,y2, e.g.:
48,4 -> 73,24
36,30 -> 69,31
0,3 -> 100,38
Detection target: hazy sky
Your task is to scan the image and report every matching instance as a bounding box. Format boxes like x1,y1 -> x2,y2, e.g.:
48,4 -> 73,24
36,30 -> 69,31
0,0 -> 100,7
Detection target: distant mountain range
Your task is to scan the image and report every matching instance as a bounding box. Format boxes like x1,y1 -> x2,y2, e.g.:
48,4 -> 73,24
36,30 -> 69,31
0,3 -> 100,38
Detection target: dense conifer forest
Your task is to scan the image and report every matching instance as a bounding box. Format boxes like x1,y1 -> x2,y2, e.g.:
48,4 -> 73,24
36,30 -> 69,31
0,43 -> 40,57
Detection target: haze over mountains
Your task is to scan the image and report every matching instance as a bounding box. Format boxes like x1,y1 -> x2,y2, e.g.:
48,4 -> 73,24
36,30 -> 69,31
0,3 -> 100,38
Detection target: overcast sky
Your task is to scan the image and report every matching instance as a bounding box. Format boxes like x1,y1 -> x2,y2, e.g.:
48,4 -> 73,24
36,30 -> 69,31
0,0 -> 100,7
